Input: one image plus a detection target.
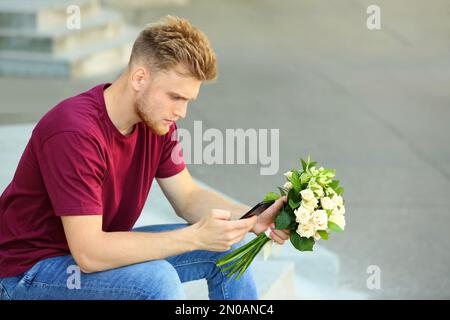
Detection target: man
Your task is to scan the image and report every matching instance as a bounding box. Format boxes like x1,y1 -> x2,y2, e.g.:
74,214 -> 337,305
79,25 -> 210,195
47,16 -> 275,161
0,16 -> 289,300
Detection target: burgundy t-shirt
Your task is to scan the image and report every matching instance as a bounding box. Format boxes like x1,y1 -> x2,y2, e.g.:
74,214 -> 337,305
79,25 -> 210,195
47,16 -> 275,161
0,83 -> 186,278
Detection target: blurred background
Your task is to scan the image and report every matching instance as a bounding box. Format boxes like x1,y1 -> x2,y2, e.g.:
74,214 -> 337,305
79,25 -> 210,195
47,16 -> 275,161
1,0 -> 449,299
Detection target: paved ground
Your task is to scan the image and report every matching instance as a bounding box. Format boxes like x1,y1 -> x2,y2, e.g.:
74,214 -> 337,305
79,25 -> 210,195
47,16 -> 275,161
1,0 -> 449,298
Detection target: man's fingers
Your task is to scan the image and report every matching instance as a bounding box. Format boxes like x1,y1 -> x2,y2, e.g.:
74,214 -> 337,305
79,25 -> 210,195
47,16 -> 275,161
269,231 -> 285,245
273,196 -> 287,209
229,215 -> 257,230
271,228 -> 290,241
264,197 -> 287,217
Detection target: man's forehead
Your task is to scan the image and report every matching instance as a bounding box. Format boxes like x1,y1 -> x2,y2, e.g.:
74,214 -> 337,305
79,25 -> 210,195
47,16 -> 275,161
162,73 -> 201,98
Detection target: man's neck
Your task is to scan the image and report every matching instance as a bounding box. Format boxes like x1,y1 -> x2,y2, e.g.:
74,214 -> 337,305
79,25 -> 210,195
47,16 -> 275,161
103,74 -> 140,136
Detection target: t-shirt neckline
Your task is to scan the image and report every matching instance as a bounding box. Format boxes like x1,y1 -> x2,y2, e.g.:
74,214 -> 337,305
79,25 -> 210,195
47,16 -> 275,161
99,83 -> 138,140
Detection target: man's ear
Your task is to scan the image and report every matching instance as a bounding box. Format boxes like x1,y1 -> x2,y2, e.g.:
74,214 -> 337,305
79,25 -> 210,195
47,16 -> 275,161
130,66 -> 149,92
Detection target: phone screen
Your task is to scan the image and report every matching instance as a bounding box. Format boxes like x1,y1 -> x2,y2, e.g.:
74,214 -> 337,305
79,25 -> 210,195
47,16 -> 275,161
239,200 -> 275,219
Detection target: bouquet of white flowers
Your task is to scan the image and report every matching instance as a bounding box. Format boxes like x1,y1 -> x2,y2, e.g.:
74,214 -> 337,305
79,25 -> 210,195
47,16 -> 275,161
216,156 -> 346,280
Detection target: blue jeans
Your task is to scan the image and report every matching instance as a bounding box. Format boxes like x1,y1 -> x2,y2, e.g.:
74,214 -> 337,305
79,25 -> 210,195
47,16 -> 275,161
0,224 -> 258,300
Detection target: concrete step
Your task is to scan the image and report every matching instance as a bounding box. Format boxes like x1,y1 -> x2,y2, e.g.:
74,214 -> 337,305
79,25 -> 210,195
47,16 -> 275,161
0,0 -> 99,31
0,27 -> 135,78
0,10 -> 124,54
182,260 -> 296,300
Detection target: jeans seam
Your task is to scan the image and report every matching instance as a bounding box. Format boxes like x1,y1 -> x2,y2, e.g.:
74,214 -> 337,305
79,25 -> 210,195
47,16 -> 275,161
27,281 -> 152,297
171,259 -> 218,268
1,285 -> 12,300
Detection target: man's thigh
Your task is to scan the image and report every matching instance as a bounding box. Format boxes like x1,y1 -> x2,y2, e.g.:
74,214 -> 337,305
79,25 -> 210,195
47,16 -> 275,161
133,224 -> 250,283
6,254 -> 184,300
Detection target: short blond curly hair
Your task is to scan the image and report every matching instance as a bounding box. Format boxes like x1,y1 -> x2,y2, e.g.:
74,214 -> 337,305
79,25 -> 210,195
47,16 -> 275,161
129,15 -> 217,81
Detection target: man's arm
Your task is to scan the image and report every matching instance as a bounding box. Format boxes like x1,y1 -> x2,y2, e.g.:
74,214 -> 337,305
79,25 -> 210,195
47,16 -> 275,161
61,215 -> 197,273
157,168 -> 291,245
157,168 -> 251,224
62,210 -> 256,274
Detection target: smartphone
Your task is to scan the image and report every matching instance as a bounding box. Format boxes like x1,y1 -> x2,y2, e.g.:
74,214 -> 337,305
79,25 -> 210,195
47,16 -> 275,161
239,200 -> 275,219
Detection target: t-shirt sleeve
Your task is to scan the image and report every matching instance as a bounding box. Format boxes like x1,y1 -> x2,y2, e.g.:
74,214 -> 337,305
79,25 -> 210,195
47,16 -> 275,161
155,123 -> 186,178
36,132 -> 106,216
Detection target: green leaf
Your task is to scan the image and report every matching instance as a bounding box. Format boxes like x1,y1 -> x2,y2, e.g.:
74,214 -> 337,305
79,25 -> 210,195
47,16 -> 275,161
275,209 -> 292,229
291,171 -> 301,193
335,187 -> 344,195
290,232 -> 315,251
300,172 -> 311,184
329,180 -> 340,191
264,192 -> 280,202
301,158 -> 307,171
288,197 -> 300,209
277,187 -> 287,196
287,187 -> 300,203
328,221 -> 343,232
305,156 -> 311,171
317,230 -> 329,240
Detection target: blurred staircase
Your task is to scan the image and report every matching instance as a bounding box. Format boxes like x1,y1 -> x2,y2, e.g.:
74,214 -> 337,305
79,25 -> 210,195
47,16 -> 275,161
0,0 -> 134,78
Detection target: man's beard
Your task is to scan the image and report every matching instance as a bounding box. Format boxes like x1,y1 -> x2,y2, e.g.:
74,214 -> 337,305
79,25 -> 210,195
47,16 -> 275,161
135,95 -> 169,136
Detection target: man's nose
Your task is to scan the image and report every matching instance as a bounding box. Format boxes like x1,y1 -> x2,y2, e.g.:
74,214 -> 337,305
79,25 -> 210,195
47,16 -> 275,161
173,102 -> 188,119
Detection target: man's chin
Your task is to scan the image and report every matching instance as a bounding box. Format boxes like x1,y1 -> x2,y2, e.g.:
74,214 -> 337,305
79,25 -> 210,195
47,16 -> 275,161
145,122 -> 170,136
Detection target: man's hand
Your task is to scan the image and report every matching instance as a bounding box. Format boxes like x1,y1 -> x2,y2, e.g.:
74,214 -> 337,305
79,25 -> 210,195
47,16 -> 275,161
193,209 -> 257,252
251,196 -> 291,245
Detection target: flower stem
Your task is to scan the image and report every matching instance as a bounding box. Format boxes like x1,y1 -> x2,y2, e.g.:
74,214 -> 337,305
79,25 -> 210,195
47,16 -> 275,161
226,243 -> 262,277
216,232 -> 272,279
217,240 -> 259,267
236,237 -> 270,280
216,233 -> 267,267
222,240 -> 262,275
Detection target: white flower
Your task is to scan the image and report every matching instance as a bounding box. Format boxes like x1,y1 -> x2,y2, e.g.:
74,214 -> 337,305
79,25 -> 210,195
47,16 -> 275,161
309,166 -> 319,175
325,187 -> 336,196
312,210 -> 328,231
300,189 -> 315,201
301,198 -> 318,212
318,167 -> 324,172
320,197 -> 335,210
296,222 -> 316,238
336,205 -> 346,215
332,195 -> 344,207
313,186 -> 324,198
314,232 -> 321,240
329,213 -> 346,230
294,206 -> 312,224
284,171 -> 293,179
283,182 -> 293,190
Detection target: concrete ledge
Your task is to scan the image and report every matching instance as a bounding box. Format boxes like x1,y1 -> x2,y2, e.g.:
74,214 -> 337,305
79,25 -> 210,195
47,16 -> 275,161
182,261 -> 296,300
